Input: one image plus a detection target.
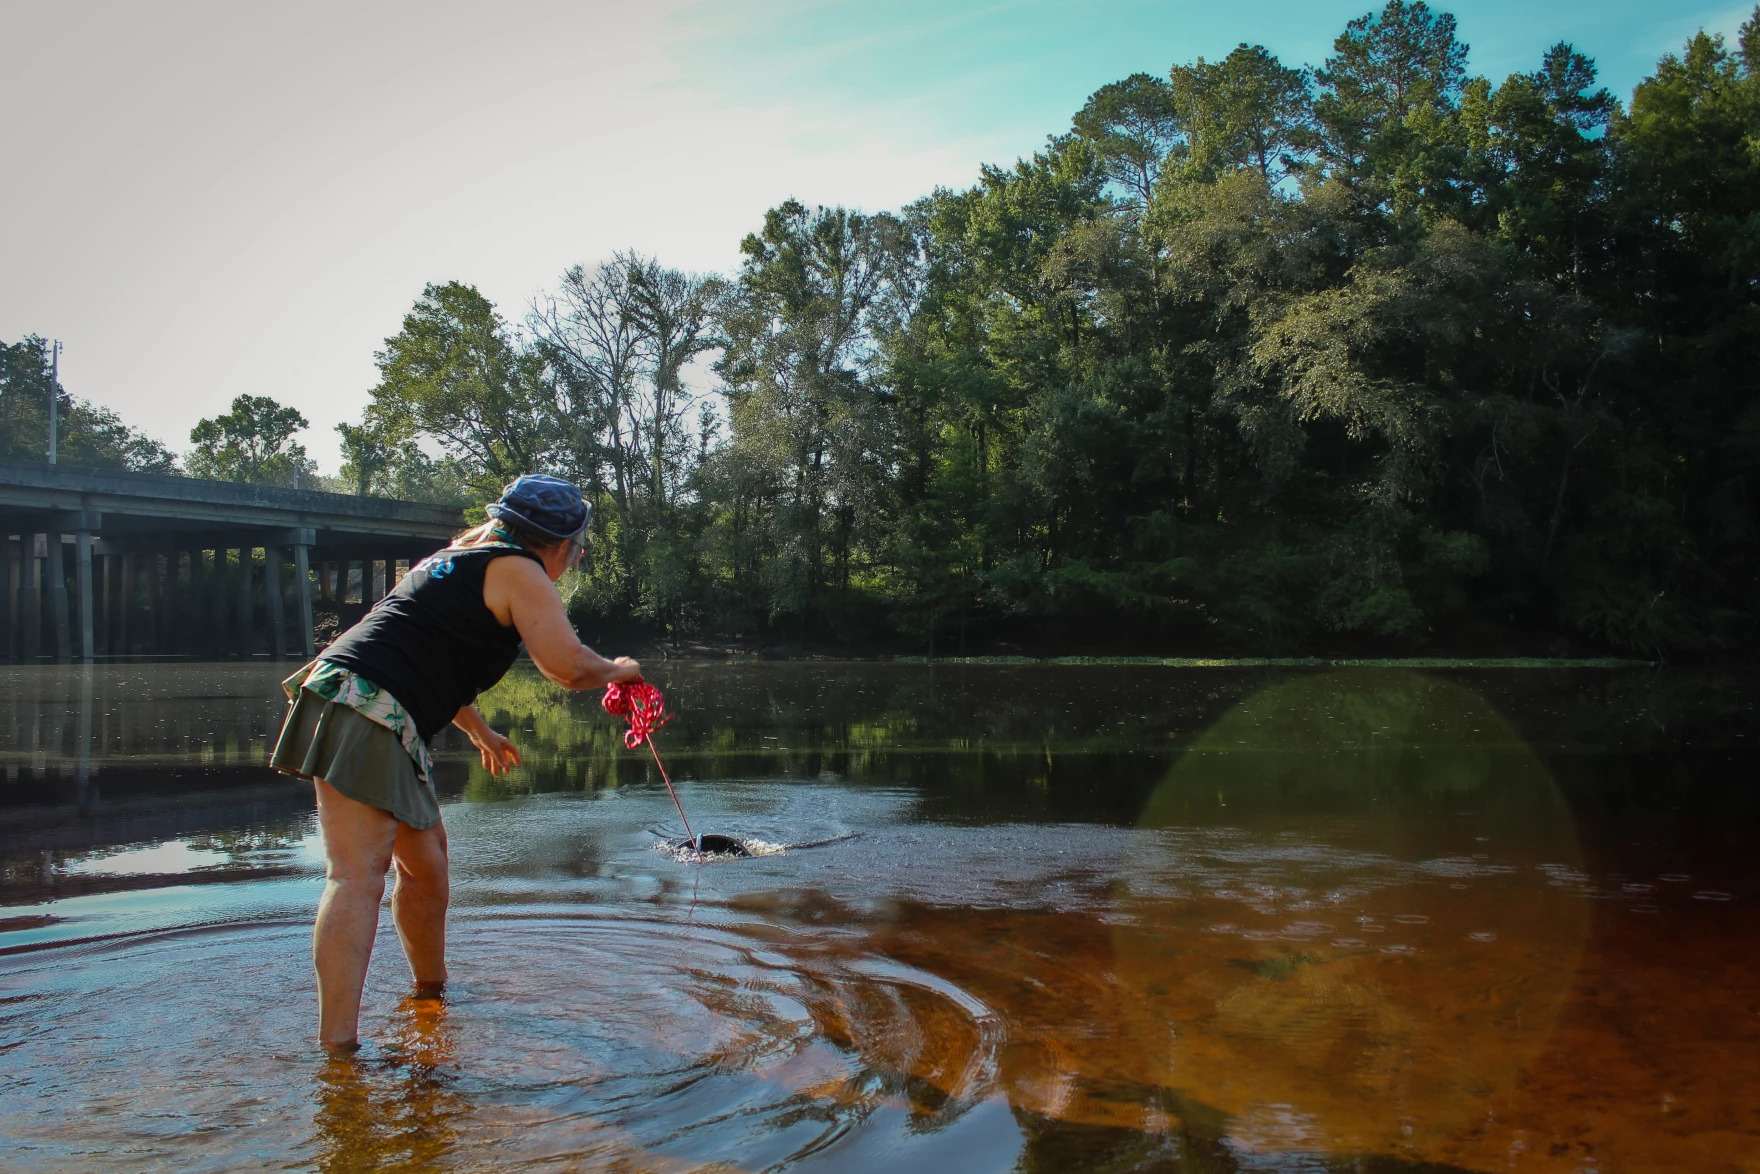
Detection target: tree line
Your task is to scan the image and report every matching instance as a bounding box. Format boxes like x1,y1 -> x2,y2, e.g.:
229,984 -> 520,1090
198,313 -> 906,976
7,2 -> 1757,658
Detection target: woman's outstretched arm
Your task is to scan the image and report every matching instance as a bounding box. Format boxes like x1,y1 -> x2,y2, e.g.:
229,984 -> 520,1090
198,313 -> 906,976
483,555 -> 642,690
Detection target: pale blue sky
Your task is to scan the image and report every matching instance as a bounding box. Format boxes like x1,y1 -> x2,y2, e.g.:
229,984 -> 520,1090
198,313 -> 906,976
2,0 -> 1748,471
667,0 -> 1749,160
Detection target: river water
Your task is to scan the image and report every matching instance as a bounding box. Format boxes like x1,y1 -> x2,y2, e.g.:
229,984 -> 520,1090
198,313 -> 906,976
2,661 -> 1757,1172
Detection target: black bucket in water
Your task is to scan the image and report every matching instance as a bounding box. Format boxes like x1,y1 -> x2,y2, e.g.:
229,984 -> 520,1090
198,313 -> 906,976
690,834 -> 751,858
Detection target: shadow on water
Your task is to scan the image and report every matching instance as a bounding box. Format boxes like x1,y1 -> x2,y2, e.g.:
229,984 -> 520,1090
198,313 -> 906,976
1,661 -> 1758,1171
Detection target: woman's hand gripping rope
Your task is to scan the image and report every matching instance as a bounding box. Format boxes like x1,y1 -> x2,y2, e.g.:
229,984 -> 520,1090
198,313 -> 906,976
602,680 -> 696,849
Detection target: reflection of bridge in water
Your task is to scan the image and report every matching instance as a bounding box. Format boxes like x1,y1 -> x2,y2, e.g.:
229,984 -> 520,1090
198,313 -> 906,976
0,664 -> 297,866
0,663 -> 471,905
1,461 -> 465,661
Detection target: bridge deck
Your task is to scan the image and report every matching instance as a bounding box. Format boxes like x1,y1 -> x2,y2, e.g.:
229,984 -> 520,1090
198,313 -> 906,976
2,461 -> 469,661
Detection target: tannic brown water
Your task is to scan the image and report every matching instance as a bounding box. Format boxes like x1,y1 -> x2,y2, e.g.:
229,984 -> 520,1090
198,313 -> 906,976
2,661 -> 1757,1172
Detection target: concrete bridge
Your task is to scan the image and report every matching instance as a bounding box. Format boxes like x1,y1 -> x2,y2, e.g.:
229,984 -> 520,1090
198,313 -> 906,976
1,461 -> 466,661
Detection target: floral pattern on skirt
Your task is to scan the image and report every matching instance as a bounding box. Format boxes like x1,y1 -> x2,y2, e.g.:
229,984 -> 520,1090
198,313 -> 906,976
281,659 -> 434,784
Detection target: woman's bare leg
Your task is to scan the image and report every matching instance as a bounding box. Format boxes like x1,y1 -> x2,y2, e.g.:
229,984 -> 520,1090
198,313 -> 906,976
390,819 -> 450,989
313,779 -> 397,1049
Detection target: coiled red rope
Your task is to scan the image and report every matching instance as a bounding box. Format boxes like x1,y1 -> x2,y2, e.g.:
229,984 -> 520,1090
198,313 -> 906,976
602,679 -> 671,749
602,679 -> 694,848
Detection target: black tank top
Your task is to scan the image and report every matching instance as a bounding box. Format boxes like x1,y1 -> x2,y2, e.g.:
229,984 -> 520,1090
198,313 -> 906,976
320,543 -> 545,742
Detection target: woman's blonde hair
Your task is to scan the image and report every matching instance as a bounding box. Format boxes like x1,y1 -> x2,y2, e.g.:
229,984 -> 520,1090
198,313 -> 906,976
453,518 -> 561,551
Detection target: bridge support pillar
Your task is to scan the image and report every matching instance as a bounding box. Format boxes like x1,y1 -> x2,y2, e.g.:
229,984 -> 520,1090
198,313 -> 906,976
22,536 -> 41,660
50,535 -> 72,660
186,546 -> 205,657
76,529 -> 94,661
236,547 -> 255,657
4,536 -> 16,659
203,548 -> 224,658
99,553 -> 111,657
207,546 -> 223,657
145,551 -> 161,655
118,552 -> 132,656
163,548 -> 181,657
293,543 -> 315,659
265,545 -> 286,658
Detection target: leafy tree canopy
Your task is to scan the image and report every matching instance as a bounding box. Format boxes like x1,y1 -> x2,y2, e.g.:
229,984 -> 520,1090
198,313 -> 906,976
186,394 -> 315,485
317,2 -> 1760,658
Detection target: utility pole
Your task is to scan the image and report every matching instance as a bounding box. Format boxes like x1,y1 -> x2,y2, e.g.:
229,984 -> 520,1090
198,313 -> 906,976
48,340 -> 62,465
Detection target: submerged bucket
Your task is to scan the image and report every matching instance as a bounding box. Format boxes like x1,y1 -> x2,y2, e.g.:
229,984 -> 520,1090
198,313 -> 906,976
691,834 -> 752,858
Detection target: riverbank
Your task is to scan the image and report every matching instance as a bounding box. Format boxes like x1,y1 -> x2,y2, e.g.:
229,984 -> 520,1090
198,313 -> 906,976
628,637 -> 1652,669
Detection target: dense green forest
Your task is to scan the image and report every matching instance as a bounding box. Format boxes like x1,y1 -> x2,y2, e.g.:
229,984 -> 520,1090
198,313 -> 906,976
7,3 -> 1758,658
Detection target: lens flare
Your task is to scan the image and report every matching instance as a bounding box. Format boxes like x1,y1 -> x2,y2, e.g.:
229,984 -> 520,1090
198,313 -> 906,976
1109,669 -> 1588,1163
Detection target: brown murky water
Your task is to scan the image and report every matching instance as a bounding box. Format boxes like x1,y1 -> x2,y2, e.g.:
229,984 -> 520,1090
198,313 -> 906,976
2,661 -> 1758,1172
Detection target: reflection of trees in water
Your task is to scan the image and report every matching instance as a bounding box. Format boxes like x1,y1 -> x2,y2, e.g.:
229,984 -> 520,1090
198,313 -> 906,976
1146,669 -> 1558,816
466,664 -> 1196,819
3,662 -> 1751,790
0,807 -> 316,903
183,825 -> 310,858
1009,1088 -> 1270,1174
467,662 -> 1760,825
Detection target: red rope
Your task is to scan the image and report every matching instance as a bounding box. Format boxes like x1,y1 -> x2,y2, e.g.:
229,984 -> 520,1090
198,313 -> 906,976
602,679 -> 671,749
603,679 -> 694,847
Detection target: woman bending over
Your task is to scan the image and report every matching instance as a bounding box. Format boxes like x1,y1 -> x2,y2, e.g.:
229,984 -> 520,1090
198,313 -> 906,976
271,474 -> 640,1050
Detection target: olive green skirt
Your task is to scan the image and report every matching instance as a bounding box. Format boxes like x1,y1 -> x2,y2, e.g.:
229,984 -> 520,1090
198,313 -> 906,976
271,689 -> 441,830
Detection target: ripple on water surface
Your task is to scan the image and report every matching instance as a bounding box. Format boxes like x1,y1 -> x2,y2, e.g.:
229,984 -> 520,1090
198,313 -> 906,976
5,663 -> 1760,1173
0,784 -> 1040,1173
8,775 -> 1757,1173
1,893 -> 1022,1170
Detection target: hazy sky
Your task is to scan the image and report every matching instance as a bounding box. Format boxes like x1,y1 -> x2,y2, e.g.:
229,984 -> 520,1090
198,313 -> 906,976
3,0 -> 1748,472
